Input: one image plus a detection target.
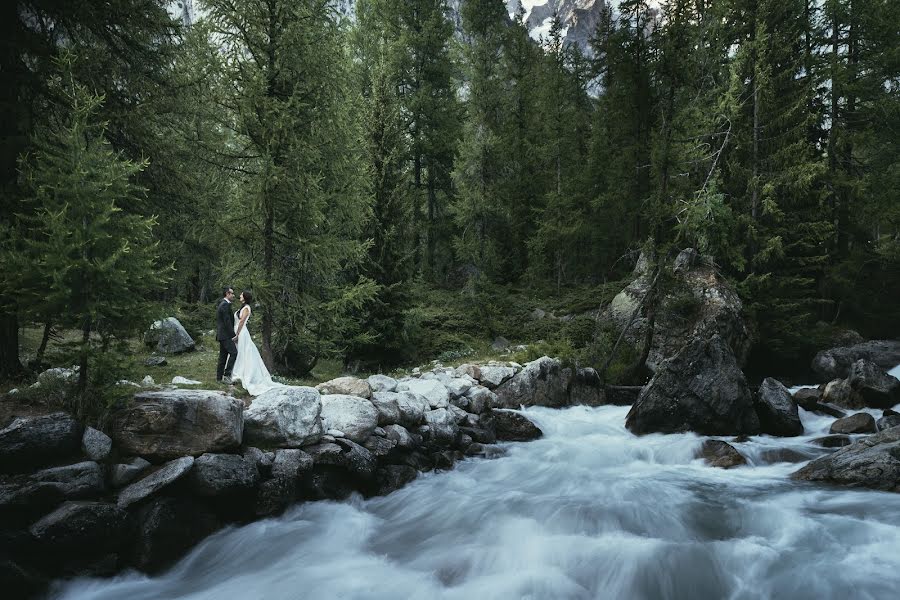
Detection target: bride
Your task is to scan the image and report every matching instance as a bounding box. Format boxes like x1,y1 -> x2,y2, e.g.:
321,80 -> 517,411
230,290 -> 282,396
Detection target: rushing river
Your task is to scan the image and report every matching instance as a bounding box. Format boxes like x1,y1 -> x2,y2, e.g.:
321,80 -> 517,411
54,368 -> 900,600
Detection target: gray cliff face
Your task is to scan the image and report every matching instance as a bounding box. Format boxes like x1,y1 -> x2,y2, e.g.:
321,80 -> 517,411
508,0 -> 608,53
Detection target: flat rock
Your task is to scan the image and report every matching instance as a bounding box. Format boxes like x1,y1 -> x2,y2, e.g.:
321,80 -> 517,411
697,440 -> 747,469
144,356 -> 167,367
316,376 -> 372,399
756,378 -> 803,436
0,412 -> 82,473
792,425 -> 900,491
493,410 -> 543,442
117,456 -> 194,508
830,412 -> 877,434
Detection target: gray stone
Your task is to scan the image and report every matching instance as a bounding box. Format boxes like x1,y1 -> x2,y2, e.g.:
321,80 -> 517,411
376,465 -> 418,495
31,461 -> 104,499
0,412 -> 82,473
131,497 -> 219,573
494,356 -> 572,409
111,390 -> 243,459
109,457 -> 152,488
367,374 -> 398,393
271,449 -> 313,479
812,435 -> 852,448
370,392 -> 402,426
812,340 -> 900,382
320,394 -> 379,443
478,365 -> 517,389
491,337 -> 511,352
829,412 -> 877,435
465,385 -> 497,414
397,379 -> 450,409
82,427 -> 112,461
145,317 -> 195,354
446,377 -> 474,399
848,359 -> 900,409
569,368 -> 606,406
454,364 -> 482,381
756,378 -> 803,437
244,386 -> 323,448
394,391 -> 430,427
493,409 -> 543,442
29,501 -> 128,553
187,453 -> 259,497
822,378 -> 864,409
117,456 -> 194,508
423,409 -> 459,446
144,356 -> 167,367
363,435 -> 396,457
697,439 -> 747,469
793,425 -> 900,491
315,376 -> 372,399
877,414 -> 900,432
306,439 -> 377,479
626,335 -> 760,436
446,404 -> 468,425
383,424 -> 417,449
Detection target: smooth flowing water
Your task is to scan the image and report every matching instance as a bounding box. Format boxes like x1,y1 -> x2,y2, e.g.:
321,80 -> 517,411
54,374 -> 900,600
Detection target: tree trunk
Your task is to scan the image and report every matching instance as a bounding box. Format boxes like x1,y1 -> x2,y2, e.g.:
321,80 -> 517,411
35,320 -> 52,366
77,319 -> 91,399
261,193 -> 275,370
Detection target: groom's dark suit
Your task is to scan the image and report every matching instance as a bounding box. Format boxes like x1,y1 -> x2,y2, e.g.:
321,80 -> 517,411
216,298 -> 237,381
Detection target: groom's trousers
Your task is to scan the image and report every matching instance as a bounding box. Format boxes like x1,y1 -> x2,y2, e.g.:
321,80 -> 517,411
217,339 -> 238,381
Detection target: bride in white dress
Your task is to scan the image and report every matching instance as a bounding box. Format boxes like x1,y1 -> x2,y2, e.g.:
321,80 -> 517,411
230,291 -> 282,396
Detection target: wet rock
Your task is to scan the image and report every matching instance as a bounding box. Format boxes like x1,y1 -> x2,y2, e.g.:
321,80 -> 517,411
131,497 -> 219,573
604,385 -> 643,406
423,409 -> 459,446
848,359 -> 900,409
397,379 -> 450,409
822,378 -> 864,409
569,368 -> 606,406
459,425 -> 496,445
811,340 -> 900,381
829,412 -> 877,435
626,335 -> 760,436
30,501 -> 129,562
812,435 -> 852,448
370,392 -> 402,426
755,378 -> 803,437
759,448 -> 815,464
375,465 -> 418,495
793,387 -> 822,405
877,414 -> 900,432
367,374 -> 398,393
792,425 -> 900,491
244,386 -> 322,448
0,412 -> 82,473
493,410 -> 543,442
186,453 -> 259,497
144,317 -> 195,354
254,477 -> 296,517
111,390 -> 243,459
698,440 -> 747,469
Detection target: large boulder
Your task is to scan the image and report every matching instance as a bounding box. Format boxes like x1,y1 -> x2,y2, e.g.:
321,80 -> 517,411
369,392 -> 402,426
111,390 -> 243,460
792,425 -> 900,491
117,456 -> 194,508
0,413 -> 82,473
755,378 -> 803,437
422,409 -> 459,446
477,365 -> 517,389
822,378 -> 864,409
243,386 -> 322,448
315,376 -> 372,399
31,461 -> 105,499
602,249 -> 752,371
829,412 -> 877,435
626,335 -> 760,436
367,374 -> 398,393
494,357 -> 571,409
186,453 -> 259,497
397,379 -> 450,409
848,359 -> 900,409
811,340 -> 900,382
144,317 -> 195,354
493,410 -> 543,442
464,385 -> 497,414
393,391 -> 430,427
319,395 -> 379,443
130,497 -> 219,573
29,501 -> 129,558
569,368 -> 606,406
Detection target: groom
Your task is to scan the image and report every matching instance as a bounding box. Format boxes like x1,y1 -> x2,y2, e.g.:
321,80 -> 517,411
216,286 -> 238,383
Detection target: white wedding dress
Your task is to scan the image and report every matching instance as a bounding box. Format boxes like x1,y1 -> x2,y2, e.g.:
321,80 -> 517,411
231,306 -> 282,396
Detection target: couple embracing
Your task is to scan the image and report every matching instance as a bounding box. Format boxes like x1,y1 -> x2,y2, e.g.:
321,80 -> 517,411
215,286 -> 281,396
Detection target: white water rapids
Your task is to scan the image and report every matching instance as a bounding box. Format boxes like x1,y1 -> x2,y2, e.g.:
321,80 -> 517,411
54,369 -> 900,600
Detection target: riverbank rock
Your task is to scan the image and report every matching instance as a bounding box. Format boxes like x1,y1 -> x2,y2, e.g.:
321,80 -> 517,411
493,410 -> 543,442
394,392 -> 430,427
29,501 -> 129,560
602,248 -> 752,372
811,340 -> 900,382
626,335 -> 760,436
792,425 -> 900,491
829,412 -> 877,434
243,386 -> 322,448
397,379 -> 450,409
316,377 -> 372,399
109,458 -> 152,488
813,435 -> 852,448
755,378 -> 803,437
117,456 -> 195,509
31,461 -> 105,499
477,365 -> 517,389
848,359 -> 900,409
111,390 -> 243,459
186,453 -> 259,498
422,408 -> 459,446
367,375 -> 397,393
81,427 -> 112,461
697,440 -> 747,469
369,392 -> 402,426
877,411 -> 900,432
494,357 -> 571,409
144,317 -> 195,354
131,497 -> 219,573
569,368 -> 606,406
0,413 -> 82,473
320,395 -> 379,443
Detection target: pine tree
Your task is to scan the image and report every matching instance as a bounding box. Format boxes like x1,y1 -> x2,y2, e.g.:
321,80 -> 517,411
5,62 -> 166,401
205,0 -> 374,373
